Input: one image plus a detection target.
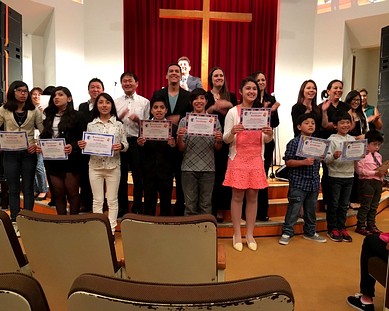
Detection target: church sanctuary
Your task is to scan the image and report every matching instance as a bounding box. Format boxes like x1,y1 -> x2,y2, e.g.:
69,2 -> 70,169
1,1 -> 389,311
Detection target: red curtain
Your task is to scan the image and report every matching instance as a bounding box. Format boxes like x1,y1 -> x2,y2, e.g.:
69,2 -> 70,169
123,0 -> 278,100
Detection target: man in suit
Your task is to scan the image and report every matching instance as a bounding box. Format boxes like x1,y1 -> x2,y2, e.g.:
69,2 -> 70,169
78,78 -> 104,212
178,56 -> 202,92
151,63 -> 191,215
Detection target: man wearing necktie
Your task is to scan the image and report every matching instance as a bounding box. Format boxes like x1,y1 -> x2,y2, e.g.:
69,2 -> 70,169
115,72 -> 150,216
178,56 -> 203,92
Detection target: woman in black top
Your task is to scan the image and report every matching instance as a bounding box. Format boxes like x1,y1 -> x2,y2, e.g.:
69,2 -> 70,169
38,86 -> 84,215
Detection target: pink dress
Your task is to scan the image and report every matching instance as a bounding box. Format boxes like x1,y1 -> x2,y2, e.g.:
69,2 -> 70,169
223,106 -> 268,190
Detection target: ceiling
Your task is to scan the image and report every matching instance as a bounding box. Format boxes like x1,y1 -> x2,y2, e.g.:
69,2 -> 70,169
346,12 -> 389,49
2,0 -> 53,36
2,0 -> 389,50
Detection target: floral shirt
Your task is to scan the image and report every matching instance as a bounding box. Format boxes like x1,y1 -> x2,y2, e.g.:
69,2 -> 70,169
87,116 -> 128,169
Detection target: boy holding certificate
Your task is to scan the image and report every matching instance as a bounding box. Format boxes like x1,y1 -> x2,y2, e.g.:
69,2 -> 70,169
177,88 -> 223,216
355,130 -> 385,236
137,96 -> 177,216
279,114 -> 327,245
325,111 -> 356,242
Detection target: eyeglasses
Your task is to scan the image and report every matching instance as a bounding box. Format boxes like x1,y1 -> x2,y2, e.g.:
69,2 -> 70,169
351,99 -> 361,104
15,89 -> 29,94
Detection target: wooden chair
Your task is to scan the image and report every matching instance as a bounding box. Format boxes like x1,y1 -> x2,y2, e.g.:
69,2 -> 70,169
0,210 -> 31,275
68,273 -> 294,311
0,272 -> 50,311
16,210 -> 122,311
121,213 -> 225,283
368,243 -> 389,310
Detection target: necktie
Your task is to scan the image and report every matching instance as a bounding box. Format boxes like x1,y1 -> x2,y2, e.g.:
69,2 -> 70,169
372,153 -> 381,166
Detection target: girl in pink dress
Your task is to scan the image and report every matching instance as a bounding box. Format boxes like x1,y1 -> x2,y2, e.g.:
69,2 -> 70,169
223,77 -> 273,251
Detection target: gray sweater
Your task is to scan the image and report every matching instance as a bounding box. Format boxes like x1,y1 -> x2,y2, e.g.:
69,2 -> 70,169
325,133 -> 355,178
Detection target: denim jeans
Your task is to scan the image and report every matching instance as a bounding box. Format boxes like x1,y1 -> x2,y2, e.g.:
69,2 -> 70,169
182,171 -> 214,215
282,187 -> 319,237
327,176 -> 353,231
89,166 -> 120,234
3,150 -> 37,221
34,153 -> 48,193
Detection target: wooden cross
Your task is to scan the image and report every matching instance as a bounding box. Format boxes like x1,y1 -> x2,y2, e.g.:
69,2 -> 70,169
160,0 -> 252,89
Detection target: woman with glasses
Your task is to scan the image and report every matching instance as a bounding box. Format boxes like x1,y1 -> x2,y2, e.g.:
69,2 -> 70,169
0,81 -> 43,223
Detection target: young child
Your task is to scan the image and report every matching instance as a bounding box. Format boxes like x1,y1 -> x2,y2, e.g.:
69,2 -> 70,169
355,129 -> 385,235
137,96 -> 177,216
325,111 -> 355,242
279,114 -> 327,245
177,88 -> 223,216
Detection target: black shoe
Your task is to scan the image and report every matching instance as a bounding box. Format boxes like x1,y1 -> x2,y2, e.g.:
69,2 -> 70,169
48,200 -> 56,207
347,294 -> 375,311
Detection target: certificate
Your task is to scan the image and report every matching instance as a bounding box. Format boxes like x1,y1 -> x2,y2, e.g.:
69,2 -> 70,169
140,120 -> 171,140
341,139 -> 367,160
38,139 -> 67,160
296,135 -> 330,160
186,113 -> 218,136
0,131 -> 28,151
82,132 -> 114,157
240,108 -> 271,130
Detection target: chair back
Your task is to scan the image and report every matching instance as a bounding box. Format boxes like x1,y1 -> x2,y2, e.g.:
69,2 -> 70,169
121,213 -> 218,283
0,210 -> 29,274
16,210 -> 119,311
68,273 -> 295,311
0,272 -> 50,311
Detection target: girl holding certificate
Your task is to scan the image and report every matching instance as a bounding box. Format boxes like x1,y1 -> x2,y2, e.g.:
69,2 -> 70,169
39,86 -> 84,215
223,77 -> 273,252
0,81 -> 43,223
78,93 -> 128,234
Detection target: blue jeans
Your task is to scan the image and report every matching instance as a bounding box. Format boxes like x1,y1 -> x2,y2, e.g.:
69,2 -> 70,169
34,153 -> 48,193
327,176 -> 353,231
182,171 -> 214,215
3,150 -> 37,221
282,187 -> 319,237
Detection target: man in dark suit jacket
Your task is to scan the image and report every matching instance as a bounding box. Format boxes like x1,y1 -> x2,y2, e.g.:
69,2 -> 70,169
178,56 -> 203,92
151,63 -> 192,216
78,78 -> 104,212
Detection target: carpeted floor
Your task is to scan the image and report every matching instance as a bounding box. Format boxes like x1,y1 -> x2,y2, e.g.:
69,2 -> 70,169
115,207 -> 389,311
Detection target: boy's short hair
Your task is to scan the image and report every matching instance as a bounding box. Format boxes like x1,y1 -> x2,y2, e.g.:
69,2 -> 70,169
333,111 -> 351,124
190,88 -> 207,104
365,129 -> 384,144
150,95 -> 169,110
296,113 -> 315,126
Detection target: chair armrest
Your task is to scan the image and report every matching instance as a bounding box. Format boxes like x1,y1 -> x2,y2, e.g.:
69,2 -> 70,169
217,243 -> 226,270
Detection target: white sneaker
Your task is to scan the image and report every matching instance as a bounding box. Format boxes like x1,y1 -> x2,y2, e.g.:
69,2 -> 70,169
303,233 -> 327,243
279,234 -> 291,245
12,222 -> 20,238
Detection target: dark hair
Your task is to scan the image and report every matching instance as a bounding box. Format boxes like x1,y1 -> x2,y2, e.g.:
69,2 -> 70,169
345,90 -> 367,134
120,72 -> 138,83
4,80 -> 35,111
208,67 -> 230,101
41,86 -> 76,139
333,110 -> 351,124
91,93 -> 118,120
88,78 -> 105,90
190,88 -> 207,104
296,113 -> 316,126
30,87 -> 43,95
150,95 -> 169,110
42,86 -> 55,96
178,56 -> 190,66
320,79 -> 343,100
365,129 -> 384,144
359,88 -> 368,95
166,63 -> 181,74
297,80 -> 317,106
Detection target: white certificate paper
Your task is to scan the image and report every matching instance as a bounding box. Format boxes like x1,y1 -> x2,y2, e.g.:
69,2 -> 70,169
240,108 -> 271,130
0,131 -> 28,151
186,113 -> 218,136
296,135 -> 330,160
38,138 -> 67,160
82,132 -> 114,157
140,120 -> 171,141
341,139 -> 367,160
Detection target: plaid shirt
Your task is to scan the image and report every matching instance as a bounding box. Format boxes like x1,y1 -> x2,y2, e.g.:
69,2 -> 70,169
284,135 -> 320,192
